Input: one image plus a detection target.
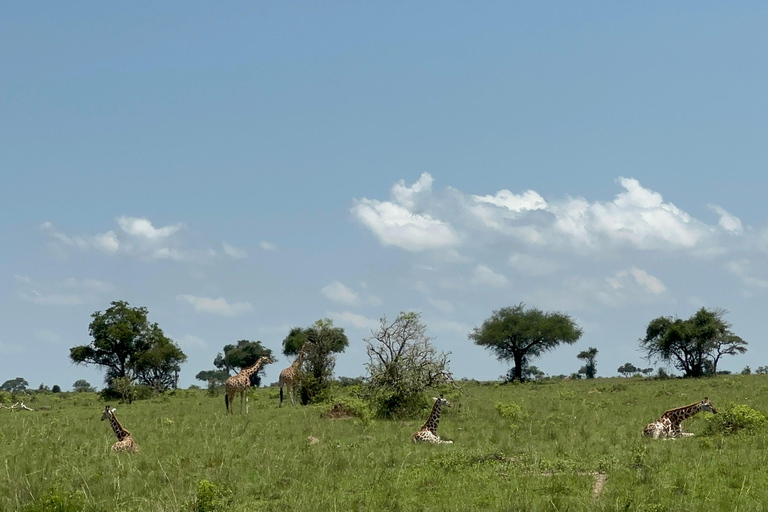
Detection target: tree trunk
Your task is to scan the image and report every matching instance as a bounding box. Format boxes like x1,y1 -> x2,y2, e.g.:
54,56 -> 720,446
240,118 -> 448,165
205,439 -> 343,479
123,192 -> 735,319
513,352 -> 524,382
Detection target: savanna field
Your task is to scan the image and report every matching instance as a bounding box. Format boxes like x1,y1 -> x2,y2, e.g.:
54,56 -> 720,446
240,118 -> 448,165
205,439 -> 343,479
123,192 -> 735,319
2,376 -> 768,512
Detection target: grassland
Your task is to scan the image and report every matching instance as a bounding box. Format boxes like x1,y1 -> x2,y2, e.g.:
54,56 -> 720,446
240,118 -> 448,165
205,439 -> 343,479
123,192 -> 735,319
2,375 -> 768,511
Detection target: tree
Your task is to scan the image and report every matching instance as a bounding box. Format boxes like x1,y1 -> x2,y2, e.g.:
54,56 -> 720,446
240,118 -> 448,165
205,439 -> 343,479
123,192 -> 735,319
283,318 -> 348,404
0,377 -> 28,393
212,340 -> 273,386
52,385 -> 61,393
640,308 -> 746,377
469,303 -> 583,382
69,301 -> 187,392
72,379 -> 96,393
364,312 -> 453,418
577,347 -> 598,379
617,362 -> 640,377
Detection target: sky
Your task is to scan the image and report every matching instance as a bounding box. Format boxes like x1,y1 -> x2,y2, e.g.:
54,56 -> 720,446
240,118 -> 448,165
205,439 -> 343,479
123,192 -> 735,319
2,3 -> 768,390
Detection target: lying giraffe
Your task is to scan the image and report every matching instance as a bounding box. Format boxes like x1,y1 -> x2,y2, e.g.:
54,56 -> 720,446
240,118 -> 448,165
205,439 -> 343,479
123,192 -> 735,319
101,405 -> 139,453
279,342 -> 311,407
642,397 -> 718,439
412,395 -> 453,444
225,355 -> 274,414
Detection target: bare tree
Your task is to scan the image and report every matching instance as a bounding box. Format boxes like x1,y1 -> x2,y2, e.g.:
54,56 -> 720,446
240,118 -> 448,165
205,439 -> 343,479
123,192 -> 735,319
364,312 -> 452,418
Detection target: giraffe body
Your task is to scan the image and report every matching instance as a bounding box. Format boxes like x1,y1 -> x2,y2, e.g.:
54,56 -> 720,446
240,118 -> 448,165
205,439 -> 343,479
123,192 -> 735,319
225,356 -> 274,414
101,405 -> 139,453
279,343 -> 310,407
412,395 -> 453,444
642,398 -> 717,439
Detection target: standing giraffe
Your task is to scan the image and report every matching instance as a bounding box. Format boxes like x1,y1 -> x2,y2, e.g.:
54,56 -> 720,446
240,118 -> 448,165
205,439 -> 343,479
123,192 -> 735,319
279,342 -> 311,407
412,395 -> 453,444
642,397 -> 718,439
225,355 -> 274,414
101,405 -> 139,453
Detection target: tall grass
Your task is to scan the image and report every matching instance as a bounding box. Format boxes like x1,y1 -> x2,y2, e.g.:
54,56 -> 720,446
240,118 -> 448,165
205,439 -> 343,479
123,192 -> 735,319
2,376 -> 768,511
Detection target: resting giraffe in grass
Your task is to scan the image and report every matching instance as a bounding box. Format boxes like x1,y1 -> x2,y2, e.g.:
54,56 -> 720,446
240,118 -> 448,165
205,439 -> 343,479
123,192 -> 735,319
279,342 -> 311,407
101,405 -> 139,453
225,355 -> 274,414
642,397 -> 718,439
412,395 -> 453,444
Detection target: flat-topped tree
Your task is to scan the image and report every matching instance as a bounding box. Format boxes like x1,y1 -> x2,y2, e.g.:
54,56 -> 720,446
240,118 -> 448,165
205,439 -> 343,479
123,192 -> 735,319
470,303 -> 583,382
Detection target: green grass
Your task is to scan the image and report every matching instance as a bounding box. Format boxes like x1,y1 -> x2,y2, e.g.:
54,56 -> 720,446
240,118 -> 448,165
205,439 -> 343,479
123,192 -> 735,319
3,376 -> 768,511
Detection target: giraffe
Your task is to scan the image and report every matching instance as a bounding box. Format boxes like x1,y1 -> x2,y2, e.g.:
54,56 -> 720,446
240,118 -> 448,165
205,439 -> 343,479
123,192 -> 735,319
101,405 -> 139,453
279,342 -> 312,407
225,355 -> 274,414
412,395 -> 453,444
642,397 -> 718,439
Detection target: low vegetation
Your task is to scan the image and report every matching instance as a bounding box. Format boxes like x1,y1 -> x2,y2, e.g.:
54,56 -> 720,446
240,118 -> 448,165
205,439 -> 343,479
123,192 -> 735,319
3,375 -> 768,510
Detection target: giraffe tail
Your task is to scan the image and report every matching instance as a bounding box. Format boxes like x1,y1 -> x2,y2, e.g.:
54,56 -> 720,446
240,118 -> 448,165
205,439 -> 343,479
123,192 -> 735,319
279,387 -> 283,407
225,393 -> 229,412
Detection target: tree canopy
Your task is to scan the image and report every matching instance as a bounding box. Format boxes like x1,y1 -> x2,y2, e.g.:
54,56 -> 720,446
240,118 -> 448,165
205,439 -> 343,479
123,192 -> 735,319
204,340 -> 274,387
0,377 -> 29,393
577,347 -> 598,379
69,301 -> 187,392
639,307 -> 746,377
469,303 -> 583,382
282,318 -> 348,404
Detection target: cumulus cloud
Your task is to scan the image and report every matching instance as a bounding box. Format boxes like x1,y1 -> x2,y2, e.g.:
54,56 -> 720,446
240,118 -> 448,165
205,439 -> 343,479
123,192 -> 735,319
321,281 -> 360,306
352,198 -> 460,251
391,172 -> 434,209
606,267 -> 667,295
260,241 -> 277,251
708,204 -> 743,234
117,216 -> 181,240
725,259 -> 768,289
470,265 -> 509,288
222,242 -> 247,259
328,311 -> 379,330
176,294 -> 252,316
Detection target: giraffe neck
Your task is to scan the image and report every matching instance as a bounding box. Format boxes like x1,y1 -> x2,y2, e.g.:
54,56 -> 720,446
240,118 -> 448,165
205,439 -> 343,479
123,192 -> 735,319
240,359 -> 266,379
421,400 -> 443,433
664,402 -> 702,423
109,414 -> 130,441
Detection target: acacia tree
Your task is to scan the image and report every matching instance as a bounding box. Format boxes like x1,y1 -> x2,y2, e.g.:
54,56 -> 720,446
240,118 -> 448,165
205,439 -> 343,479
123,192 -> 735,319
469,303 -> 583,382
70,301 -> 187,392
205,340 -> 274,387
283,319 -> 348,404
577,347 -> 598,379
72,379 -> 96,392
640,308 -> 746,377
0,377 -> 28,393
364,312 -> 453,418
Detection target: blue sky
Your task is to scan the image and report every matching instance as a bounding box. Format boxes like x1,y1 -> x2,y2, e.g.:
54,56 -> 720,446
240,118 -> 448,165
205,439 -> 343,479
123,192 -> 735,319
2,3 -> 768,390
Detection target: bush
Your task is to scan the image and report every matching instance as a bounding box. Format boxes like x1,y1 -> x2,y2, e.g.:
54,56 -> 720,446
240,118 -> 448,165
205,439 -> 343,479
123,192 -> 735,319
24,490 -> 85,512
194,480 -> 232,512
703,404 -> 767,436
321,397 -> 373,424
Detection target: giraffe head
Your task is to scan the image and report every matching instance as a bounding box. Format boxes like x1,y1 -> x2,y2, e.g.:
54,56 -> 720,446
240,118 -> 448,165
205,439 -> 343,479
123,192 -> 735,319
101,405 -> 116,421
433,395 -> 451,407
259,355 -> 275,365
699,397 -> 717,414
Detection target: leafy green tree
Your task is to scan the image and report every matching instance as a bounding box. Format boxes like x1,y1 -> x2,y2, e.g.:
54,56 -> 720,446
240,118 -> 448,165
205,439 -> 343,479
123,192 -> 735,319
72,379 -> 95,393
364,312 -> 453,418
640,308 -> 747,377
0,377 -> 28,393
617,362 -> 640,377
70,301 -> 187,392
51,385 -> 61,393
283,319 -> 348,404
577,347 -> 598,379
212,340 -> 273,386
469,303 -> 583,382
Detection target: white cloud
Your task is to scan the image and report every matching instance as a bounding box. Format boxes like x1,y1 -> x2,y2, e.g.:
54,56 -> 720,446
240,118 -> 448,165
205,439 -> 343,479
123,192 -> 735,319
260,241 -> 277,251
176,294 -> 252,316
471,265 -> 509,288
117,216 -> 181,240
725,259 -> 768,289
605,267 -> 667,295
222,242 -> 247,259
62,277 -> 114,293
92,231 -> 119,253
153,248 -> 192,262
17,276 -> 114,306
473,189 -> 547,212
328,311 -> 379,330
321,281 -> 360,306
352,198 -> 459,251
391,172 -> 433,209
708,204 -> 743,234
